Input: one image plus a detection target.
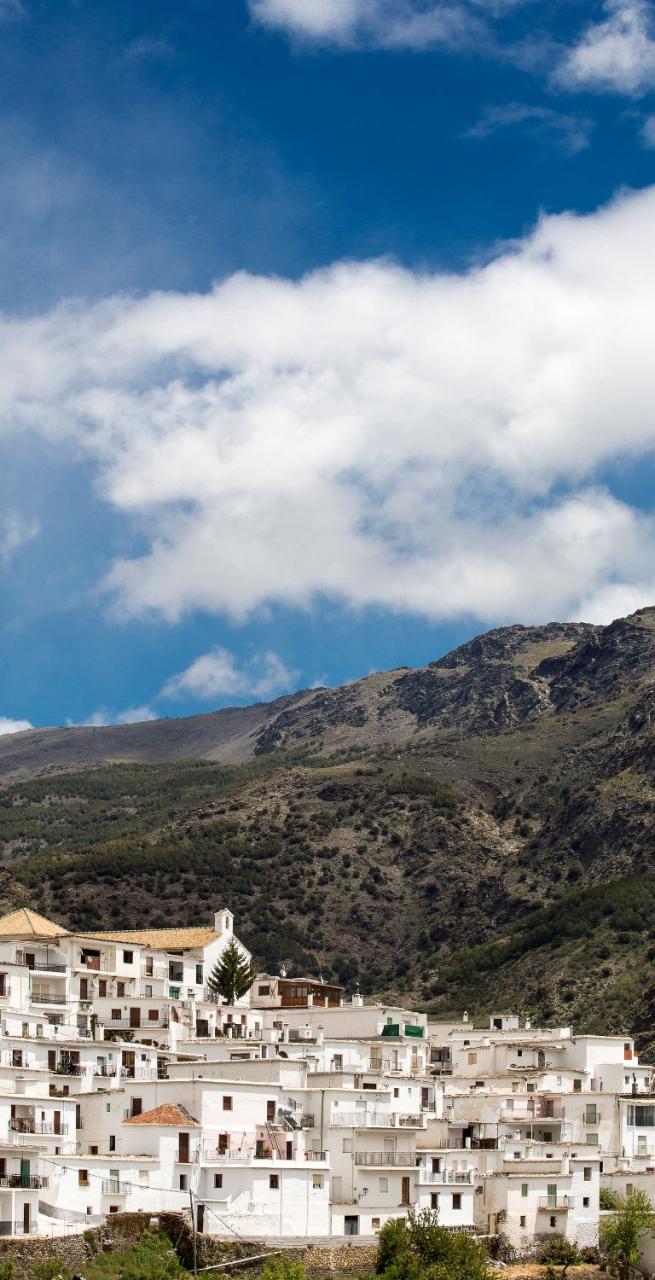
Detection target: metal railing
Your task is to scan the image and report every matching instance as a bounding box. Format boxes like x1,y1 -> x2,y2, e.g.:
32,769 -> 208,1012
331,1112 -> 423,1128
355,1152 -> 417,1167
30,991 -> 67,1005
102,1180 -> 128,1195
9,1120 -> 68,1136
18,961 -> 67,973
0,1175 -> 47,1189
538,1196 -> 574,1211
417,1168 -> 473,1183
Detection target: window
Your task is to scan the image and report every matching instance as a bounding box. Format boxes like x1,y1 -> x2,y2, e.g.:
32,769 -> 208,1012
468,1052 -> 477,1065
109,1135 -> 116,1152
586,1134 -> 599,1145
179,1174 -> 187,1191
583,1197 -> 590,1208
379,1178 -> 388,1193
550,1216 -> 556,1229
585,1105 -> 598,1125
521,1184 -> 528,1198
520,1216 -> 526,1229
123,951 -> 134,964
99,981 -> 107,997
214,1174 -> 223,1188
223,1096 -> 233,1111
452,1194 -> 461,1210
90,1146 -> 98,1156
372,1218 -> 380,1230
269,1175 -> 279,1190
628,1105 -> 655,1127
116,982 -> 125,997
139,1171 -> 149,1187
313,1174 -> 324,1189
393,1088 -> 399,1099
583,1167 -> 592,1182
517,1049 -> 523,1058
78,1170 -> 89,1186
527,1083 -> 535,1093
196,965 -> 203,984
342,1139 -> 352,1154
573,1080 -> 582,1093
267,1101 -> 276,1122
431,1193 -> 439,1210
148,1010 -> 159,1022
145,985 -> 152,998
258,985 -> 271,995
111,1009 -> 121,1021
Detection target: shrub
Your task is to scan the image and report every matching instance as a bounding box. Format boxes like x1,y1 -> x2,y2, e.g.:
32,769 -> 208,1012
600,1187 -> 654,1267
376,1210 -> 490,1280
537,1236 -> 581,1267
32,1263 -> 72,1280
260,1256 -> 306,1280
0,1261 -> 17,1280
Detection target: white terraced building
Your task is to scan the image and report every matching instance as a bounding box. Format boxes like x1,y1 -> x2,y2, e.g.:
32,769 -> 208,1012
0,906 -> 649,1248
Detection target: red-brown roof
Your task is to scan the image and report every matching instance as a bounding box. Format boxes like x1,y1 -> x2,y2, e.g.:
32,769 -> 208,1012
123,1103 -> 200,1127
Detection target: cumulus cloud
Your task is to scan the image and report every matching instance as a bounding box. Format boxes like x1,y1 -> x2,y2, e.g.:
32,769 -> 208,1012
71,705 -> 158,727
161,649 -> 300,702
248,0 -> 487,51
465,103 -> 593,154
0,511 -> 39,565
0,716 -> 32,735
556,0 -> 655,96
3,187 -> 655,626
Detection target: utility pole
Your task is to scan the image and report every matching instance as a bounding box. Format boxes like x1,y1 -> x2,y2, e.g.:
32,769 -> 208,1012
189,1188 -> 198,1278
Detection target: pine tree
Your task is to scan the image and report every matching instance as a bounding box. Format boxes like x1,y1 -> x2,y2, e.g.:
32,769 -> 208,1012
207,938 -> 255,1005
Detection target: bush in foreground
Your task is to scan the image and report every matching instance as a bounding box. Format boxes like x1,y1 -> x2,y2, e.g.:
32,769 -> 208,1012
376,1210 -> 490,1280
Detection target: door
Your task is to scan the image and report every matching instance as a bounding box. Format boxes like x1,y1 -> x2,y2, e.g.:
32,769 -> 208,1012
20,1159 -> 30,1188
24,954 -> 34,971
48,1050 -> 56,1071
80,978 -> 88,1000
402,1177 -> 411,1207
547,1183 -> 557,1208
218,1133 -> 228,1154
53,1111 -> 61,1136
286,1140 -> 293,1160
344,1216 -> 359,1236
129,1007 -> 141,1029
23,1203 -> 30,1234
178,1132 -> 189,1162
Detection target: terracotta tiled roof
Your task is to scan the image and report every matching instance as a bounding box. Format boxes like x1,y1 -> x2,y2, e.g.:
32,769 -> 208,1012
123,1103 -> 200,1127
84,926 -> 220,950
0,909 -> 70,939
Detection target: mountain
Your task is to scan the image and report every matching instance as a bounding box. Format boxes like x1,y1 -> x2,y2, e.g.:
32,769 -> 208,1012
2,607 -> 655,1046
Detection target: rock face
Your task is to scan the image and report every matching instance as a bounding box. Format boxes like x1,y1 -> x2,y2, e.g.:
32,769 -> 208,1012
2,606 -> 655,1046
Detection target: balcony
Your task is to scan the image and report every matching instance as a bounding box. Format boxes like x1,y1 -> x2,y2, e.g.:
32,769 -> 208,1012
106,1018 -> 169,1029
30,991 -> 67,1005
417,1168 -> 473,1183
355,1152 -> 417,1167
102,1180 -> 128,1196
0,1175 -> 47,1190
9,1119 -> 68,1136
18,960 -> 66,974
331,1112 -> 423,1129
538,1196 -> 574,1212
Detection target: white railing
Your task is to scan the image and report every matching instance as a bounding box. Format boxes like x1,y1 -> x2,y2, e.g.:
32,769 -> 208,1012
538,1196 -> 574,1211
331,1112 -> 423,1128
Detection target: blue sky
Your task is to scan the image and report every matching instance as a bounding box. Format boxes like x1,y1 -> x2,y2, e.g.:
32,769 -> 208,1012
1,0 -> 655,730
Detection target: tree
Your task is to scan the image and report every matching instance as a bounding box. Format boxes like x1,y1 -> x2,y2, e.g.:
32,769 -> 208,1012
376,1209 -> 490,1280
207,938 -> 255,1005
600,1187 -> 654,1274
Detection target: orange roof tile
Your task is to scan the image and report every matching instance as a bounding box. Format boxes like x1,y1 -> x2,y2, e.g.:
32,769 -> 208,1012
0,909 -> 70,939
123,1103 -> 200,1127
84,926 -> 219,950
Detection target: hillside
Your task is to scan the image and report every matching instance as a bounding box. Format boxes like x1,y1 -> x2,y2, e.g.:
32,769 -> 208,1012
2,607 -> 655,1044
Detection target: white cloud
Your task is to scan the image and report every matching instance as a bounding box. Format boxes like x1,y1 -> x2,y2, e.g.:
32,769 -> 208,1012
641,114 -> 655,147
248,0 -> 486,50
3,187 -> 655,626
71,706 -> 158,727
0,716 -> 32,735
161,649 -> 300,702
0,511 -> 39,565
465,103 -> 593,154
556,0 -> 655,96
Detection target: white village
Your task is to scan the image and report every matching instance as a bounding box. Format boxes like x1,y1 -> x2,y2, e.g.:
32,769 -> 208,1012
0,902 -> 649,1266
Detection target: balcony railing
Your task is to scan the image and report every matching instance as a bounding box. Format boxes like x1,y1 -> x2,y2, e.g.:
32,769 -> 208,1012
0,1175 -> 47,1189
106,1018 -> 169,1029
355,1152 -> 417,1167
9,1120 -> 68,1136
331,1112 -> 423,1129
18,960 -> 67,973
30,991 -> 67,1005
102,1180 -> 128,1195
417,1168 -> 473,1183
538,1196 -> 574,1211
